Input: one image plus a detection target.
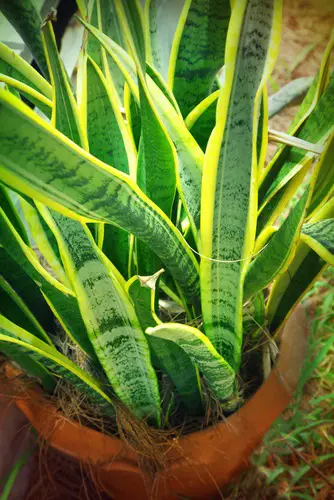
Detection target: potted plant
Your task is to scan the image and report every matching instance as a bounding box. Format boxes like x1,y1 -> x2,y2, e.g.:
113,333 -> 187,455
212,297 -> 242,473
0,0 -> 333,498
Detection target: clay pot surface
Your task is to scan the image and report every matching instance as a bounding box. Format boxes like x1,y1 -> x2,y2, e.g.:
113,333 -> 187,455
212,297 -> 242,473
16,306 -> 308,499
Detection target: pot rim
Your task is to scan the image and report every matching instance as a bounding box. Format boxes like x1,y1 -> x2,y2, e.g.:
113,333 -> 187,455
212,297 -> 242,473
12,305 -> 308,467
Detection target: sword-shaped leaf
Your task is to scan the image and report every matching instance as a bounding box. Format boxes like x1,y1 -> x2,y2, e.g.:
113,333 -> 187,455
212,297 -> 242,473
40,210 -> 161,424
244,186 -> 310,301
200,0 -> 281,368
78,20 -> 203,233
0,247 -> 53,332
146,323 -> 235,401
0,89 -> 200,306
267,242 -> 327,333
85,55 -> 135,276
258,73 -> 334,212
0,185 -> 29,245
19,197 -> 69,286
0,41 -> 52,99
136,77 -> 177,274
87,0 -> 125,100
0,0 -> 49,77
168,0 -> 230,118
0,275 -> 50,343
42,21 -> 87,147
0,74 -> 52,118
0,207 -> 94,356
126,272 -> 204,416
0,316 -> 114,415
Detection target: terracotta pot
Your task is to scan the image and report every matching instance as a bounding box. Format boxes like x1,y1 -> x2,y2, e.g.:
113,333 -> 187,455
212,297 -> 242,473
15,306 -> 308,499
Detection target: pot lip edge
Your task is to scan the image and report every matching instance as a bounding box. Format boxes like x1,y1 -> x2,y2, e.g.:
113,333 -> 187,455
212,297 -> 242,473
12,305 -> 308,444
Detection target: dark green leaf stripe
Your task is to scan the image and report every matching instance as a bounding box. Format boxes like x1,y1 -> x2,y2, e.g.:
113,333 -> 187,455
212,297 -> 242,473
267,242 -> 327,332
0,41 -> 52,98
0,207 -> 94,357
86,56 -> 132,172
301,219 -> 334,265
0,185 -> 29,245
0,89 -> 200,305
42,211 -> 161,423
0,317 -> 114,414
0,0 -> 49,78
201,0 -> 281,369
42,21 -> 87,148
86,56 -> 134,277
169,0 -> 231,117
147,323 -> 235,401
127,274 -> 204,416
244,187 -> 310,301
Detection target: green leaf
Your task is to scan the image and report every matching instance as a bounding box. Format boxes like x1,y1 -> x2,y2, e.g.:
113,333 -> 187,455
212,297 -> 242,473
0,0 -> 49,78
0,207 -> 94,357
124,82 -> 141,149
185,89 -> 219,151
146,323 -> 235,401
42,21 -> 87,148
40,210 -> 161,424
0,316 -> 114,415
0,89 -> 200,306
0,275 -> 50,343
86,0 -> 125,100
20,197 -> 69,286
0,247 -> 53,332
0,185 -> 29,245
200,0 -> 281,368
0,73 -> 52,118
144,0 -> 183,80
78,20 -> 203,234
0,336 -> 55,393
306,135 -> 334,218
168,0 -> 231,117
146,63 -> 180,113
258,73 -> 334,215
126,272 -> 204,416
244,187 -> 311,301
114,0 -> 146,72
85,55 -> 135,276
136,77 -> 177,274
0,41 -> 52,99
301,219 -> 334,265
257,38 -> 334,235
267,242 -> 327,332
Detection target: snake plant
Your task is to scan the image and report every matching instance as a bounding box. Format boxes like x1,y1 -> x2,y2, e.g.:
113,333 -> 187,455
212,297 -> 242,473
0,0 -> 333,427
